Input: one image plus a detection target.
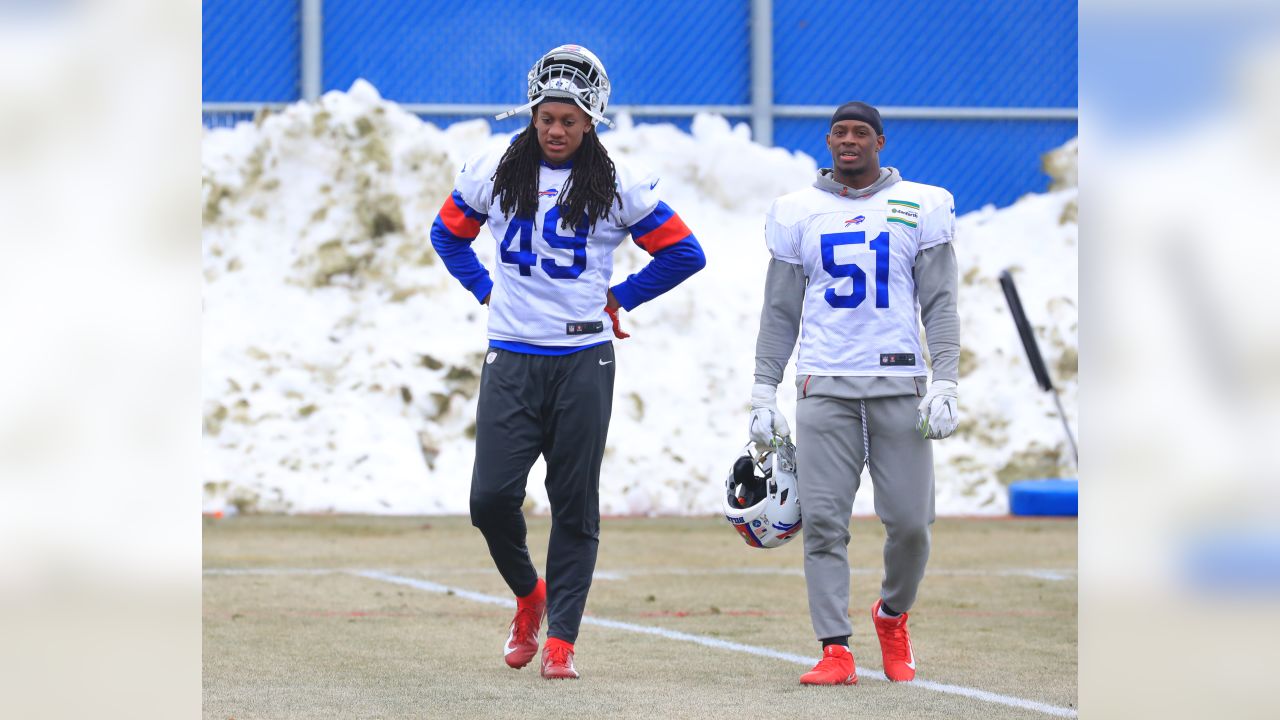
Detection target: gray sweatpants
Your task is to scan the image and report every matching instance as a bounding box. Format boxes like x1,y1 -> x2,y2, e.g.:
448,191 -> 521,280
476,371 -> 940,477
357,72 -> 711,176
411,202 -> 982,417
797,392 -> 936,641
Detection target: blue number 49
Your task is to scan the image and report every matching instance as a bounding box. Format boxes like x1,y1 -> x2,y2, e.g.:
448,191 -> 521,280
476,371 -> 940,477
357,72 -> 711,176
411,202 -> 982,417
820,231 -> 889,309
500,218 -> 537,276
499,207 -> 587,279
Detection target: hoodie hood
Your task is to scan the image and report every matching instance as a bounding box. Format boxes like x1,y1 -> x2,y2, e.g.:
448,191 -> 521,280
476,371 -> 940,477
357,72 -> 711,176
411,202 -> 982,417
814,167 -> 901,198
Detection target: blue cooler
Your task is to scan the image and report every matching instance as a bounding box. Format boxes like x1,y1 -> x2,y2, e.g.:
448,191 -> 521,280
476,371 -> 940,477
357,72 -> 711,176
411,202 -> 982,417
1008,478 -> 1078,517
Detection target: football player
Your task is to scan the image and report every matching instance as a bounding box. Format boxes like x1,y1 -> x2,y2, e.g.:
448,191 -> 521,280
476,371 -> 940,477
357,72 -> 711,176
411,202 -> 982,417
748,101 -> 960,685
430,45 -> 705,679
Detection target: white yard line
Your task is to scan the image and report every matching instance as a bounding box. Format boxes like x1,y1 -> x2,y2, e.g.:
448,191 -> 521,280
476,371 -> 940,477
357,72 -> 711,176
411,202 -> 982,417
208,566 -> 1073,581
348,569 -> 1076,718
204,566 -> 1077,717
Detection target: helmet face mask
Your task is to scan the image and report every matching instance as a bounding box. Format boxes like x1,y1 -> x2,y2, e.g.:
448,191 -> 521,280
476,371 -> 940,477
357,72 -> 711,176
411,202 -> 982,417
495,44 -> 613,128
723,440 -> 802,549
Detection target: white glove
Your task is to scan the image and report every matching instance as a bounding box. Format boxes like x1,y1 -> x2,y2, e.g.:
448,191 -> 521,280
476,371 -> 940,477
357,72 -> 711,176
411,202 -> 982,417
748,383 -> 791,448
917,379 -> 959,439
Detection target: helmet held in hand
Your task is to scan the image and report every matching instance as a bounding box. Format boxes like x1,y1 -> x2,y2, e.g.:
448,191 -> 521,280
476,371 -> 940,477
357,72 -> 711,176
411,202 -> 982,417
723,439 -> 802,548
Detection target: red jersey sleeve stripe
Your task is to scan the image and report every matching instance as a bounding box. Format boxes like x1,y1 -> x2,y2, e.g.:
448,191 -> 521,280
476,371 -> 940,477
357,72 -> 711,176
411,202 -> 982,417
438,191 -> 483,239
633,213 -> 692,254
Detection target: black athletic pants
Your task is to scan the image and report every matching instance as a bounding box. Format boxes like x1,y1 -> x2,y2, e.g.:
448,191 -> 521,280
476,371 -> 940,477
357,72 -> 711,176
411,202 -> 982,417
469,342 -> 615,644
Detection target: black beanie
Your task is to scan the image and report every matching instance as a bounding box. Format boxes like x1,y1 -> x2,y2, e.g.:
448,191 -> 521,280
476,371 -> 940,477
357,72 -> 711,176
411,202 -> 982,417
830,101 -> 883,135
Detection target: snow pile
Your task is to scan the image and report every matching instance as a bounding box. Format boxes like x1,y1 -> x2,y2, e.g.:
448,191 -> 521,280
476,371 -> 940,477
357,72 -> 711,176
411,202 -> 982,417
941,141 -> 1078,508
202,81 -> 1077,516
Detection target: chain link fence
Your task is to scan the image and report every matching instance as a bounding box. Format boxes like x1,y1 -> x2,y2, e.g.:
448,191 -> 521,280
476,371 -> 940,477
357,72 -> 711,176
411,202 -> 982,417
772,0 -> 1077,209
321,0 -> 750,106
203,0 -> 1077,210
203,0 -> 300,102
774,0 -> 1077,107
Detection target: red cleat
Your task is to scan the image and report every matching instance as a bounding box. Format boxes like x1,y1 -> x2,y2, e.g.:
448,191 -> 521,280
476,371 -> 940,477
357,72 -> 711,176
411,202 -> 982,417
872,599 -> 916,682
503,578 -> 545,669
799,644 -> 857,685
540,638 -> 580,679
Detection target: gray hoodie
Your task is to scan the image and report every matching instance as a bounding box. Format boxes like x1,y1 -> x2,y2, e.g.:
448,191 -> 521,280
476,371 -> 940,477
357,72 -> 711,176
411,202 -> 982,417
753,167 -> 960,399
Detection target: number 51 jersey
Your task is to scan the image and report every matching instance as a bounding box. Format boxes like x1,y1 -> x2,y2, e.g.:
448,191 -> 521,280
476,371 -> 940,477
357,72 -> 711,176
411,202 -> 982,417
765,180 -> 956,377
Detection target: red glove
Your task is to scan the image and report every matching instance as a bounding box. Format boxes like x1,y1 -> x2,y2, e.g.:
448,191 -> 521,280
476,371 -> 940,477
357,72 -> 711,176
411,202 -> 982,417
604,305 -> 630,339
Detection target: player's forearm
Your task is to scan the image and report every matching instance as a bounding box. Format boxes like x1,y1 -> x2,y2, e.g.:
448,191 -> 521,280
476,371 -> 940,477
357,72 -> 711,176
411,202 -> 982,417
430,216 -> 493,303
754,259 -> 805,386
914,243 -> 960,383
609,237 -> 706,311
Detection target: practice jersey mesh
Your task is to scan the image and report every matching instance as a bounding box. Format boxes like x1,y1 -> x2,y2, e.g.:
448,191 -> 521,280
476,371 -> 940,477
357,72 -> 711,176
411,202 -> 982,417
766,180 -> 956,376
438,145 -> 694,347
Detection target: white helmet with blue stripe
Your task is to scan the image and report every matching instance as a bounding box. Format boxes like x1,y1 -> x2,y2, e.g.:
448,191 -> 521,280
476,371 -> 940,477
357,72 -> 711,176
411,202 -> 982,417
495,44 -> 613,127
723,439 -> 802,549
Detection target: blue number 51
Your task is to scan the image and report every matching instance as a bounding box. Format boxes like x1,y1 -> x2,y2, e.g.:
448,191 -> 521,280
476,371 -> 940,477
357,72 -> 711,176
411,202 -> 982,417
820,231 -> 890,309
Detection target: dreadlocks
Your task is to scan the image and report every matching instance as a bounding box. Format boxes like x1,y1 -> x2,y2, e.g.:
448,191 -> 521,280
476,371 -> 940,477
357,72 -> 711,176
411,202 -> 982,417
491,122 -> 620,231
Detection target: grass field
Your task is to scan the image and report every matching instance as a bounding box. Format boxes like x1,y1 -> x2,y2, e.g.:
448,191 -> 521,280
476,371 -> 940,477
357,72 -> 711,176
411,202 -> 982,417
204,515 -> 1077,719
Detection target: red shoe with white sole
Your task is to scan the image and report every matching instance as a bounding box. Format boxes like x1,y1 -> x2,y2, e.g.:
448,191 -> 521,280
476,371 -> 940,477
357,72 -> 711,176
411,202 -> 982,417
503,579 -> 546,669
799,643 -> 857,685
540,638 -> 579,679
872,599 -> 916,682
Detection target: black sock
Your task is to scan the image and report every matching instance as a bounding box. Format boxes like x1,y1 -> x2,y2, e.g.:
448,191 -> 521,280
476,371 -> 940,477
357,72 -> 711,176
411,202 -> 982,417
880,601 -> 900,617
820,635 -> 849,648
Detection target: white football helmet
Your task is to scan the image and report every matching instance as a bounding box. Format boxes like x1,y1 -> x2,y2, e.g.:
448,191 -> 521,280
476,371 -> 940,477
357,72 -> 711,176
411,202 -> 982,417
495,44 -> 614,127
723,439 -> 802,549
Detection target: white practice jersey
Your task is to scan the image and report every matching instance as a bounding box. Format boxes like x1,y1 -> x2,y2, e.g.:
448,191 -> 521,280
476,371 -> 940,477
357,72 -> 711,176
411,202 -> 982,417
766,180 -> 956,376
452,146 -> 667,347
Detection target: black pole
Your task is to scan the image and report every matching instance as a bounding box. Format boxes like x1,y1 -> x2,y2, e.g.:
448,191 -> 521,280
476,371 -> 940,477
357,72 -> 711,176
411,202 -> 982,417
999,269 -> 1078,465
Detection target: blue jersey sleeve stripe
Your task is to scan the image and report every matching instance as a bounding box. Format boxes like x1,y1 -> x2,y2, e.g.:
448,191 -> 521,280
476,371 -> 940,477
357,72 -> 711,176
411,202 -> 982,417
627,201 -> 676,239
450,190 -> 488,223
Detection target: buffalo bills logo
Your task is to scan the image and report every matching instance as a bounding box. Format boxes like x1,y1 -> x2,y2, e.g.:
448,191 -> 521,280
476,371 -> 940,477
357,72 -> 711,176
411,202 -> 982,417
538,188 -> 559,197
845,215 -> 865,226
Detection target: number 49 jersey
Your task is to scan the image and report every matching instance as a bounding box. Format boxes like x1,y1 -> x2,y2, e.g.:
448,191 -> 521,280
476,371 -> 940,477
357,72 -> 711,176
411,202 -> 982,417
444,145 -> 690,347
766,180 -> 956,377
